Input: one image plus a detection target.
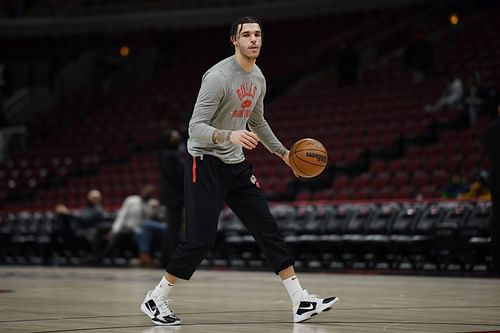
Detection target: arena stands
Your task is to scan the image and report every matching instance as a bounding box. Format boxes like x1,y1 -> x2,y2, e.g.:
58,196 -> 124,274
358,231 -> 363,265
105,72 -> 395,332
1,0 -> 499,275
0,201 -> 493,274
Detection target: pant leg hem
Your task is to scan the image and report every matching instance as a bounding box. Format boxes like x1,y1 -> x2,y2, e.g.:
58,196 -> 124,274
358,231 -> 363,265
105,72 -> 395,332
273,259 -> 296,275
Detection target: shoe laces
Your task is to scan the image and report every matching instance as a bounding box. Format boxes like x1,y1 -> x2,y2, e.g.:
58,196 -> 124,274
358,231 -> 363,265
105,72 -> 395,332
303,290 -> 320,300
156,295 -> 174,315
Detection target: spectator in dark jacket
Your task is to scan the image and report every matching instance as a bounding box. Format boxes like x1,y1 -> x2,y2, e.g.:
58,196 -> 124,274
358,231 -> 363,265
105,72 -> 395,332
54,189 -> 109,260
483,103 -> 500,276
159,128 -> 185,266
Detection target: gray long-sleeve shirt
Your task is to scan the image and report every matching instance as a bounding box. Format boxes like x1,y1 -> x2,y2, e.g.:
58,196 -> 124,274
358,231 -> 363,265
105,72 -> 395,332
187,56 -> 285,164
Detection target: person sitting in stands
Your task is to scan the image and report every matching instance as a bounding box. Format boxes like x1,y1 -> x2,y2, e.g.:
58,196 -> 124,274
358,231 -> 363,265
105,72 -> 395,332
54,189 -> 110,261
108,185 -> 167,267
459,170 -> 491,200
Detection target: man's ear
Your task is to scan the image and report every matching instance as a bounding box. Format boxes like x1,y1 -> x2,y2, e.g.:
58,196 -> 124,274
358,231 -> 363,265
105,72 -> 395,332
230,35 -> 237,46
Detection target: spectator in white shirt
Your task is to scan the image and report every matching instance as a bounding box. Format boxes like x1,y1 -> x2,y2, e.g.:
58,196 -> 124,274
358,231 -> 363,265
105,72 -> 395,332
109,185 -> 167,267
425,72 -> 464,112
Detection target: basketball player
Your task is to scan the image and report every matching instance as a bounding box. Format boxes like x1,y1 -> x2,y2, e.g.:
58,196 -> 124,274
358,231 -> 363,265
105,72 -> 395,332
141,16 -> 337,326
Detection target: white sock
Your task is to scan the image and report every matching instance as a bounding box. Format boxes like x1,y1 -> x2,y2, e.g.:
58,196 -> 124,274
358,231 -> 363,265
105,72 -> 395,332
282,275 -> 305,304
151,276 -> 174,298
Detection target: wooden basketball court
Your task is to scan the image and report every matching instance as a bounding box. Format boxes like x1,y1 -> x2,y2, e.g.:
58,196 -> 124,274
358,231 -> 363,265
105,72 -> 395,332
1,267 -> 499,333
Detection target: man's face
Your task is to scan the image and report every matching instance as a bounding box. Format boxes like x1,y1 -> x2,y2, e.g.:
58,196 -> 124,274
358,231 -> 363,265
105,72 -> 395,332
88,190 -> 102,205
233,23 -> 262,59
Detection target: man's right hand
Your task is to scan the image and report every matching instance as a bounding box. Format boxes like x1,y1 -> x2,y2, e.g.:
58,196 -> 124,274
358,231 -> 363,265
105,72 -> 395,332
230,130 -> 259,150
55,204 -> 70,215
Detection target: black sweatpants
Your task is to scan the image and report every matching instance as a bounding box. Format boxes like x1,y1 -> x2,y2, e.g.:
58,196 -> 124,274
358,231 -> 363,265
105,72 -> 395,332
166,155 -> 295,280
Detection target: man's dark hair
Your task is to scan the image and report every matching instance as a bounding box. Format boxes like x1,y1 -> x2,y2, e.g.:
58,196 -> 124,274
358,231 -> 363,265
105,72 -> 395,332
160,128 -> 180,150
229,16 -> 263,42
140,185 -> 155,201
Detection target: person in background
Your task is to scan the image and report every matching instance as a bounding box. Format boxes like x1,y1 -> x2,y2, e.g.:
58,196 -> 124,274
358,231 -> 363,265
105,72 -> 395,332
403,28 -> 433,82
55,189 -> 106,226
54,189 -> 109,261
458,170 -> 491,201
158,128 -> 185,266
442,172 -> 469,199
483,103 -> 500,276
425,72 -> 464,113
108,185 -> 166,268
463,71 -> 488,127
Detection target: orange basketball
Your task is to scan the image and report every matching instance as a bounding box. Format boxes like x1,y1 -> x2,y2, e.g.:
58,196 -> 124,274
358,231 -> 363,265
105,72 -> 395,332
289,138 -> 328,178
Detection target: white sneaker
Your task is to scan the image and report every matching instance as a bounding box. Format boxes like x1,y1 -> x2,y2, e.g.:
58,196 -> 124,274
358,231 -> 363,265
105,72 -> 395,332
293,290 -> 338,323
141,290 -> 181,326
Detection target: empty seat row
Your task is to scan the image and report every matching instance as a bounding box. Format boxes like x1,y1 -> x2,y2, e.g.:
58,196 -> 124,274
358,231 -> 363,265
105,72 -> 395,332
0,201 -> 493,273
216,201 -> 492,272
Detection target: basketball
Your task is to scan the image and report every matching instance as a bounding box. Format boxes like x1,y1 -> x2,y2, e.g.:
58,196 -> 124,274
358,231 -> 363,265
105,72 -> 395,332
289,138 -> 328,178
